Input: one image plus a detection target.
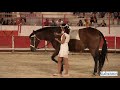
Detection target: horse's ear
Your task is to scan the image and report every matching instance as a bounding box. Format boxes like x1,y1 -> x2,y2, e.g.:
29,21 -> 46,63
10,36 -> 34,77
33,30 -> 35,33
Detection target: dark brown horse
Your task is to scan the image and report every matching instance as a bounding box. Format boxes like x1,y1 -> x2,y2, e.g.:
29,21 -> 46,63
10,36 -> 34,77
29,26 -> 107,75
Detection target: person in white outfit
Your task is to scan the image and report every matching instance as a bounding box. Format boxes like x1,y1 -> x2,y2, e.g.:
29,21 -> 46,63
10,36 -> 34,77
53,27 -> 70,77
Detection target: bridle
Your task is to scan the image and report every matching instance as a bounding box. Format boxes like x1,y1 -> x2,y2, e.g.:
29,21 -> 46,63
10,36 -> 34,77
30,34 -> 51,49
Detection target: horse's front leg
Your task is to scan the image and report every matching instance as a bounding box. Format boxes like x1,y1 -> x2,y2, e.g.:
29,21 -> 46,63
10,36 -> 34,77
51,50 -> 64,74
51,51 -> 58,63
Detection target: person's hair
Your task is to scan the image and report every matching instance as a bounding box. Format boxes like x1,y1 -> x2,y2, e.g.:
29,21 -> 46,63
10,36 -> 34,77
61,23 -> 70,34
64,26 -> 70,34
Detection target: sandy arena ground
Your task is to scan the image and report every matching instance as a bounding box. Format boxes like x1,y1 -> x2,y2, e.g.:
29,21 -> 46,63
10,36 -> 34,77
0,52 -> 119,78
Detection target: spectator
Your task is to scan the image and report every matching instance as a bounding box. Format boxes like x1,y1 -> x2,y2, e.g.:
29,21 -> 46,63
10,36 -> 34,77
10,19 -> 14,25
0,18 -> 4,25
83,19 -> 90,27
50,18 -> 57,26
77,19 -> 83,26
43,18 -> 50,26
8,19 -> 11,25
99,20 -> 107,27
3,19 -> 9,25
117,13 -> 120,25
90,14 -> 97,26
98,12 -> 106,18
113,12 -> 119,19
11,19 -> 17,25
56,19 -> 64,26
21,18 -> 26,25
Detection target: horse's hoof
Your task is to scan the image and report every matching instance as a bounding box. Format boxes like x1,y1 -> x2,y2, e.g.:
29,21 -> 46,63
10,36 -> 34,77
97,73 -> 100,76
93,73 -> 98,76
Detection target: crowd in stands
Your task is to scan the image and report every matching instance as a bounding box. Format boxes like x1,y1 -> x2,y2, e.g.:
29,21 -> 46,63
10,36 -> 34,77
73,12 -> 120,19
77,13 -> 107,27
43,18 -> 71,26
0,12 -> 120,27
0,17 -> 26,25
75,12 -> 120,27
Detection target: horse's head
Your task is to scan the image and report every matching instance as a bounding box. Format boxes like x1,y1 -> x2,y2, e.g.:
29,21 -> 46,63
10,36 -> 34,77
29,25 -> 70,52
29,30 -> 37,52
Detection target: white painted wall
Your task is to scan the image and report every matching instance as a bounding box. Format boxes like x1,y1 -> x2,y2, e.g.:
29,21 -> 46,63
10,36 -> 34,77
0,25 -> 18,31
0,25 -> 120,37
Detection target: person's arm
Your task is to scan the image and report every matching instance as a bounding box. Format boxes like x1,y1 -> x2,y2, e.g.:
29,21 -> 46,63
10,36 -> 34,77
55,34 -> 66,44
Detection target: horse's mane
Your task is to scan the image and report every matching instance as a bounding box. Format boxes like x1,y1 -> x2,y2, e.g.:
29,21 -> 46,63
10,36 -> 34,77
36,26 -> 59,33
29,26 -> 60,38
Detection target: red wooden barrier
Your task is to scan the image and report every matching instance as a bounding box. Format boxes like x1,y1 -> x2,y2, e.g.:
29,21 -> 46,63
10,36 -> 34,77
105,36 -> 115,49
0,36 -> 12,48
116,37 -> 120,49
0,31 -> 18,36
14,36 -> 30,48
0,36 -> 119,50
14,36 -> 45,48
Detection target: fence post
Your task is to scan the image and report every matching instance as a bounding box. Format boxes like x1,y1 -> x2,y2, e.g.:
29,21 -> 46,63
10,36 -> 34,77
115,36 -> 116,53
12,35 -> 15,53
45,41 -> 47,52
108,13 -> 111,34
42,14 -> 44,28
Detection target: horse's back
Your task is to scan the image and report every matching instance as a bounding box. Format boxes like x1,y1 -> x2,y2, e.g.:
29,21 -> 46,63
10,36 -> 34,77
69,27 -> 102,52
79,27 -> 100,36
78,27 -> 101,41
79,27 -> 102,48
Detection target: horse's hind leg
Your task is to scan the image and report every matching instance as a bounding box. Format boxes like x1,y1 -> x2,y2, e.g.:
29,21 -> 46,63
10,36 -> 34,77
98,60 -> 102,75
51,51 -> 58,63
98,55 -> 104,75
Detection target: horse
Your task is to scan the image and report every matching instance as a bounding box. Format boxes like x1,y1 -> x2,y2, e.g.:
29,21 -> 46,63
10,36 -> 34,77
29,25 -> 107,75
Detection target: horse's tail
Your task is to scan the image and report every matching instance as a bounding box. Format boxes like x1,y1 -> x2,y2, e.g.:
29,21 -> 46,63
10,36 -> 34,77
99,31 -> 108,68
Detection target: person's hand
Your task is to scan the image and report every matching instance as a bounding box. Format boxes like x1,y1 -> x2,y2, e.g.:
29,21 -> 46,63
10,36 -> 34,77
55,38 -> 58,41
54,32 -> 58,35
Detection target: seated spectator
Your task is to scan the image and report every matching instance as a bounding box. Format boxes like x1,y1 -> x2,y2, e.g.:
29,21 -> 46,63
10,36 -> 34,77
3,19 -> 8,25
50,18 -> 57,26
8,19 -> 11,25
113,12 -> 119,19
117,13 -> 120,25
10,19 -> 14,25
56,19 -> 64,26
0,18 -> 4,25
90,14 -> 97,26
83,19 -> 90,27
99,20 -> 107,27
43,18 -> 50,26
99,12 -> 106,18
77,19 -> 83,26
12,19 -> 17,25
90,15 -> 94,25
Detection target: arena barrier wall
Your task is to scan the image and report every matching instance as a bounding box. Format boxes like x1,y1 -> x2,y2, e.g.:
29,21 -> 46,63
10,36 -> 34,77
0,36 -> 120,51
